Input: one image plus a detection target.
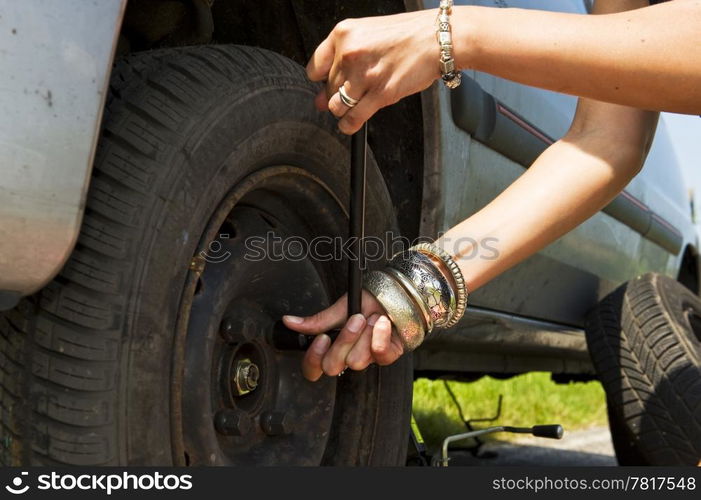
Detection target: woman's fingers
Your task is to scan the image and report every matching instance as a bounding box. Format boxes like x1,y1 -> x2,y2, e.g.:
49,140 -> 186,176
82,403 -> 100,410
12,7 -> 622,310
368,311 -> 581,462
294,300 -> 400,378
306,35 -> 336,82
301,334 -> 332,382
287,290 -> 395,379
338,92 -> 384,135
371,315 -> 402,365
327,92 -> 347,117
306,23 -> 379,129
315,89 -> 329,111
303,313 -> 402,379
328,81 -> 366,118
283,294 -> 347,334
321,314 -> 366,376
345,314 -> 379,371
324,56 -> 346,100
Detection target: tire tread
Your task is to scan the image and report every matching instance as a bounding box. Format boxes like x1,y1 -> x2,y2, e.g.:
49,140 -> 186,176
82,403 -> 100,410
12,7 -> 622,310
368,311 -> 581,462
586,273 -> 701,465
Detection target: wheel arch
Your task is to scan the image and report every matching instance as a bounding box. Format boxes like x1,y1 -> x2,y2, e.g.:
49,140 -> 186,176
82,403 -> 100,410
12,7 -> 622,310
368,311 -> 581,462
677,243 -> 700,295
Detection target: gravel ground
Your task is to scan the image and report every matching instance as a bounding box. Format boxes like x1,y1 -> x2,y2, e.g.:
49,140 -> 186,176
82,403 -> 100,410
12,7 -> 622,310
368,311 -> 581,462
447,426 -> 617,466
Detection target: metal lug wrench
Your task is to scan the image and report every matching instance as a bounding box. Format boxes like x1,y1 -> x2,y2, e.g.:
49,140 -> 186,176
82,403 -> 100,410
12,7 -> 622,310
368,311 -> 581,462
273,124 -> 368,349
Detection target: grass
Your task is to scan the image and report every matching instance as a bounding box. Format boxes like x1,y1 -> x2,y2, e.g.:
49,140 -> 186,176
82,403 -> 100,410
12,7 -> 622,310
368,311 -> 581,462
413,372 -> 608,451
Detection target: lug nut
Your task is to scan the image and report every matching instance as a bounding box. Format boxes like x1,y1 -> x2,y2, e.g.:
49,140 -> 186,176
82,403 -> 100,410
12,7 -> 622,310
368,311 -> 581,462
220,316 -> 259,343
232,358 -> 260,396
260,411 -> 292,436
214,409 -> 252,436
219,317 -> 241,343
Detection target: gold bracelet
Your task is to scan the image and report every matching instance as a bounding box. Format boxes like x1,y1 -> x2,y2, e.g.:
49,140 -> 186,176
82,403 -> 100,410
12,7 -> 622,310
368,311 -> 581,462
412,243 -> 468,328
362,270 -> 427,351
388,249 -> 456,328
362,243 -> 468,351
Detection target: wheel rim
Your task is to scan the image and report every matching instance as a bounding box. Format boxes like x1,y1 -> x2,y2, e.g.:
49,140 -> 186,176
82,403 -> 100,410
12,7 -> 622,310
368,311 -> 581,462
174,166 -> 348,465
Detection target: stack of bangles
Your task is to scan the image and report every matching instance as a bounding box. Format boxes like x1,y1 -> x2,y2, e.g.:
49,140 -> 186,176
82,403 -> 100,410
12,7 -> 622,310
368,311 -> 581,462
362,243 -> 468,351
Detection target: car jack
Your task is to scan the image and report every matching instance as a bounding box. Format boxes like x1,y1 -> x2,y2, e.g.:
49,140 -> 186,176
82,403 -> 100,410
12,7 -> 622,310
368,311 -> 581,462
436,382 -> 564,466
435,423 -> 564,466
443,381 -> 504,458
408,389 -> 564,467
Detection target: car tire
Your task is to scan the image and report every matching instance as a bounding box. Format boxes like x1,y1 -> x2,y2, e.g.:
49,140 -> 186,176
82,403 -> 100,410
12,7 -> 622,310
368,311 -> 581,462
606,400 -> 649,465
586,273 -> 701,465
0,45 -> 413,466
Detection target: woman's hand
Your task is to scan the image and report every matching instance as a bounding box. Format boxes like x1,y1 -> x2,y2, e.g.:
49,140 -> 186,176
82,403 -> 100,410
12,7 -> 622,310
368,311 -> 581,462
307,10 -> 440,134
283,291 -> 405,381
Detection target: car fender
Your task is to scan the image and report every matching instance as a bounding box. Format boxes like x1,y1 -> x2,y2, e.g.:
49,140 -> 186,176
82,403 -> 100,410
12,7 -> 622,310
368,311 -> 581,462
0,0 -> 127,307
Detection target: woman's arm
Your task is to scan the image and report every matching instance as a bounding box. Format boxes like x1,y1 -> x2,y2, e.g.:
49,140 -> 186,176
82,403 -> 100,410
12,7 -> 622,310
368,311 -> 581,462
454,0 -> 701,114
307,0 -> 700,135
436,98 -> 659,290
439,0 -> 662,287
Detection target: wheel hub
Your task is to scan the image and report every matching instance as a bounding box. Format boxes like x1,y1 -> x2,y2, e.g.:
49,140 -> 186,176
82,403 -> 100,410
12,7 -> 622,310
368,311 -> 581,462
231,358 -> 259,396
178,167 -> 347,465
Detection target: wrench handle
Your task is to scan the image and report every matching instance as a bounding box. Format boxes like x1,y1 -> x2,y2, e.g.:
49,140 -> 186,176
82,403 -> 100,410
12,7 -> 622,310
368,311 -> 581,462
273,125 -> 368,352
348,124 -> 368,316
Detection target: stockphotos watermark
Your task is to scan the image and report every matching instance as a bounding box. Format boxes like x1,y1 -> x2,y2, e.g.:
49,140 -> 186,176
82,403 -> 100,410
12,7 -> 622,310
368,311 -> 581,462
4,470 -> 193,496
199,231 -> 500,267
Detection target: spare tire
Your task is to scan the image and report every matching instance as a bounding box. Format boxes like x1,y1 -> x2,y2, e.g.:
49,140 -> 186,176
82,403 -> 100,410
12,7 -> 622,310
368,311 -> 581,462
0,45 -> 413,466
586,273 -> 701,465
